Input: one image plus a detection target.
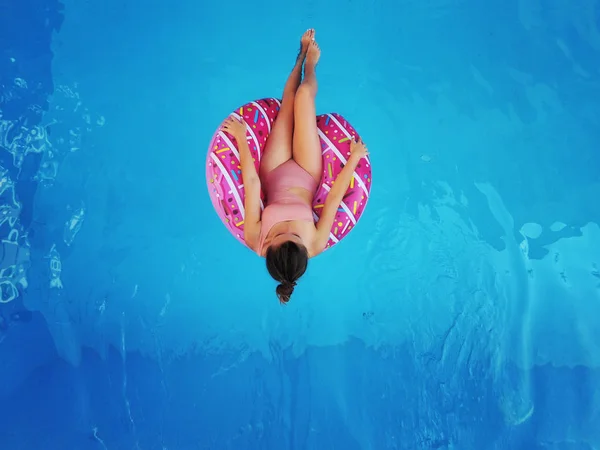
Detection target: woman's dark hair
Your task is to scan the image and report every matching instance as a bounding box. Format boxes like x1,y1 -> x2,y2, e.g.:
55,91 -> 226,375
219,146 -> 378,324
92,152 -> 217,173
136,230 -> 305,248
265,241 -> 308,304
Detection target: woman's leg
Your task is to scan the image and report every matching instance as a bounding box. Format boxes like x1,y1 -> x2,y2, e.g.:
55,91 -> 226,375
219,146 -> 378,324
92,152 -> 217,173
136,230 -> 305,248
292,40 -> 322,183
259,29 -> 315,180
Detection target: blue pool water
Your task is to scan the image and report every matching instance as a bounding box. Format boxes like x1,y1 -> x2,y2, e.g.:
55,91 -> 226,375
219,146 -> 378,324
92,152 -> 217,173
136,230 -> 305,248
1,0 -> 600,448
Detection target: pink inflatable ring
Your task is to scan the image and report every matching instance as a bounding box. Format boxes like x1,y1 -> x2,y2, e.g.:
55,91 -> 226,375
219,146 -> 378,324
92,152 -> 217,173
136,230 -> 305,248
206,98 -> 372,251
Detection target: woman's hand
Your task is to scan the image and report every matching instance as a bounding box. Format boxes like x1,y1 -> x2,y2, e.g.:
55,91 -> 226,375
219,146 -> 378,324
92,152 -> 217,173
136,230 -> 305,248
350,137 -> 369,160
222,116 -> 247,140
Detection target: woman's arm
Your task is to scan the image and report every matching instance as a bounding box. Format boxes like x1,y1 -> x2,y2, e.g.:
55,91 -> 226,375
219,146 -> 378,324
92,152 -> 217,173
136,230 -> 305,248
238,137 -> 262,248
313,138 -> 369,252
223,116 -> 262,250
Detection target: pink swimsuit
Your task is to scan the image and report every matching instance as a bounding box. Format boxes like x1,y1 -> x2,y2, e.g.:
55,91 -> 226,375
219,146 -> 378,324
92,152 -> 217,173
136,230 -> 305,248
257,159 -> 318,254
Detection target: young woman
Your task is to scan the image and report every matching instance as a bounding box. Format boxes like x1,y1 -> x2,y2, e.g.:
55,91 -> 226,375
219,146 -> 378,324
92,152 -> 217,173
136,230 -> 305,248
222,29 -> 368,304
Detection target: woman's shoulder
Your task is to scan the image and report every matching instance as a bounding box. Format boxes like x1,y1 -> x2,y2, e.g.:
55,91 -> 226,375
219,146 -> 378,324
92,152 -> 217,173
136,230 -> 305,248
306,224 -> 324,258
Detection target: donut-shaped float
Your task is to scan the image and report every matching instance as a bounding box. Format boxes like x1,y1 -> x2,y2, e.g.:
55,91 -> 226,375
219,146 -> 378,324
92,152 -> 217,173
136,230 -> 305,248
206,98 -> 372,251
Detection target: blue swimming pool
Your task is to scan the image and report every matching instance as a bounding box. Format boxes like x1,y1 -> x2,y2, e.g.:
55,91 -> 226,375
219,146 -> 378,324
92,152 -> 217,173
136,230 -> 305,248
1,0 -> 599,448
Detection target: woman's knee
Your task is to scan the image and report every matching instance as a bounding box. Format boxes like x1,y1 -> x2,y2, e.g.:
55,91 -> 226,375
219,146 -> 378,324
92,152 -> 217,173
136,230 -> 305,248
294,86 -> 315,114
296,83 -> 315,103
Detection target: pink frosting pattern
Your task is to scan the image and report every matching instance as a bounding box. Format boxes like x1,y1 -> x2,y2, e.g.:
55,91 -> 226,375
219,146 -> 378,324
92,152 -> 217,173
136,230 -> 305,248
206,98 -> 372,251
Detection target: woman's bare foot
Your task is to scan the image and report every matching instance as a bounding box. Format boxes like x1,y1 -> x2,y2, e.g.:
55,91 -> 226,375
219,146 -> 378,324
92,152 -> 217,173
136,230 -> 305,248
297,29 -> 315,62
305,40 -> 321,68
